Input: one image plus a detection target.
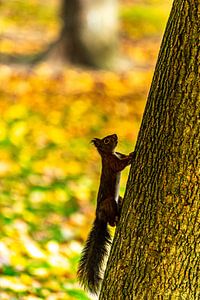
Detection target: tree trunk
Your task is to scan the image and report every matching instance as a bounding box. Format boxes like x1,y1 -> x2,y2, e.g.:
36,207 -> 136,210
48,0 -> 118,69
99,0 -> 199,299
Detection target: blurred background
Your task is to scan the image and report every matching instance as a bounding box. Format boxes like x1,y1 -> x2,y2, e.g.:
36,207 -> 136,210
0,0 -> 172,299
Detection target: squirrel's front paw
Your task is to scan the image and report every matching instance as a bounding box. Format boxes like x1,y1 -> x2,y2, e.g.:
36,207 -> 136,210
129,151 -> 136,160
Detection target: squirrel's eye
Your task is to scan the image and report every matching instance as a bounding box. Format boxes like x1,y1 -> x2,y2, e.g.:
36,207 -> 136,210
104,138 -> 110,144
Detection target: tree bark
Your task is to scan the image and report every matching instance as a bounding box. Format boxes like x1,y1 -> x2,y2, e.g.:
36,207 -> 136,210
47,0 -> 118,69
99,0 -> 199,299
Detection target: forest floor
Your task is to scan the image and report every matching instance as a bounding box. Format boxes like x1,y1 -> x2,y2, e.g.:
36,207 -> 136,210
0,1 -> 171,299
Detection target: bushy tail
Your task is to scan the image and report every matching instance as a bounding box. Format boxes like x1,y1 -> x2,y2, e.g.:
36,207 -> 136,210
77,218 -> 111,294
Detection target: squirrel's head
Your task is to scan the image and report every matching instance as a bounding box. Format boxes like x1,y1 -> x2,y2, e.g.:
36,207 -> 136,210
91,134 -> 118,154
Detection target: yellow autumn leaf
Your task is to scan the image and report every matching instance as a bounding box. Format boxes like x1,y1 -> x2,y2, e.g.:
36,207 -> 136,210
47,127 -> 66,144
21,238 -> 46,259
9,121 -> 29,145
48,254 -> 70,272
5,104 -> 28,120
0,277 -> 27,292
30,268 -> 49,278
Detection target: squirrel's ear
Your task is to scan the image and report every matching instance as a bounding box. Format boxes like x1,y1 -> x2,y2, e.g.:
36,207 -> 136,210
91,138 -> 101,147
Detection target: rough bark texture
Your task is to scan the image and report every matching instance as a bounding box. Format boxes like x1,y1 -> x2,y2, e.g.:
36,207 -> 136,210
99,0 -> 200,299
47,0 -> 118,69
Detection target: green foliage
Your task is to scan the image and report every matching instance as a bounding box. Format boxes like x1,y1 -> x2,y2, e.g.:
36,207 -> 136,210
121,4 -> 171,38
0,0 -> 57,26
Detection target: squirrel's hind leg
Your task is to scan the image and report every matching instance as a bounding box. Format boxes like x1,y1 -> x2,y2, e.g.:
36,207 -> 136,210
115,196 -> 124,223
117,196 -> 123,214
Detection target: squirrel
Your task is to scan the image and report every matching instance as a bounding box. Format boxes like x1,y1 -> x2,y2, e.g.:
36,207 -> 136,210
77,134 -> 135,294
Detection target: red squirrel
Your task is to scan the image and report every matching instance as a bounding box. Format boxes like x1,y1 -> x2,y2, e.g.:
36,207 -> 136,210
77,134 -> 135,294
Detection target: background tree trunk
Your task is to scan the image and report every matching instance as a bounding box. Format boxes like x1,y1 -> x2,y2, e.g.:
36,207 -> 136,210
48,0 -> 118,69
99,0 -> 199,298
